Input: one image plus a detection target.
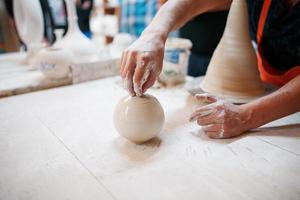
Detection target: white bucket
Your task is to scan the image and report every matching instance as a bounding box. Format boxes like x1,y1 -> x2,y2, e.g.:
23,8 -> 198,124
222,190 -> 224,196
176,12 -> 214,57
159,38 -> 192,86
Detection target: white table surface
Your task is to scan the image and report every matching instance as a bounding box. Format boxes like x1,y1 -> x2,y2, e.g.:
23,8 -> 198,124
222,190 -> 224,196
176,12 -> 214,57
0,76 -> 300,200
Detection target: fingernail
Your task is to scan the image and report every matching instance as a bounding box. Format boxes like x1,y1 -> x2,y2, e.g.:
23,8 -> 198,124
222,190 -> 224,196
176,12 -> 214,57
130,92 -> 135,97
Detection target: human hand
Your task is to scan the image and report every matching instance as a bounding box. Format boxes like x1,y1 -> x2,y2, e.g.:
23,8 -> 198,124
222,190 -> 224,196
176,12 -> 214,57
189,94 -> 253,139
120,33 -> 165,96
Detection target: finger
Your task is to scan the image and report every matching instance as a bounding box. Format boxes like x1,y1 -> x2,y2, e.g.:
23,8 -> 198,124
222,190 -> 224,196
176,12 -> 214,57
121,51 -> 136,78
195,93 -> 218,103
189,103 -> 218,122
134,55 -> 147,84
125,73 -> 135,96
120,51 -> 127,76
199,128 -> 219,139
122,52 -> 137,96
205,131 -> 221,139
124,70 -> 135,96
142,70 -> 157,93
134,68 -> 150,96
133,53 -> 150,96
190,109 -> 215,122
196,110 -> 221,125
202,124 -> 222,132
202,124 -> 225,139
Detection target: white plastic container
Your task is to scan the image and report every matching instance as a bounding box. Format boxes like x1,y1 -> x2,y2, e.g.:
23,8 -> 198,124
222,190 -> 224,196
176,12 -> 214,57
159,38 -> 192,86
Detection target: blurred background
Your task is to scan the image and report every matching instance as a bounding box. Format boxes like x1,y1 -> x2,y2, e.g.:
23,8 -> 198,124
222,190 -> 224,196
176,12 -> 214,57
0,0 -> 228,77
0,0 -> 231,98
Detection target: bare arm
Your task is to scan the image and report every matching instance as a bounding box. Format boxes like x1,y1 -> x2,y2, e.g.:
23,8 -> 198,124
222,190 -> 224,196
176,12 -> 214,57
244,75 -> 300,129
190,75 -> 300,139
121,0 -> 231,96
144,0 -> 231,40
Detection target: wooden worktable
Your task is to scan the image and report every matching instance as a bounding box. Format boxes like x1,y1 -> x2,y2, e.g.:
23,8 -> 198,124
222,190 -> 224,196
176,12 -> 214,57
0,76 -> 300,200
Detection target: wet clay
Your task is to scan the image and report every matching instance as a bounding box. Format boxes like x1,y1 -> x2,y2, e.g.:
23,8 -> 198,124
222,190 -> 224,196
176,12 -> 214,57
113,94 -> 165,143
201,0 -> 265,98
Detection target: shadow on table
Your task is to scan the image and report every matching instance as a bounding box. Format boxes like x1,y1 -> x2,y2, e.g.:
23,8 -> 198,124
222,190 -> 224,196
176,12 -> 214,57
249,124 -> 300,137
164,95 -> 206,132
115,136 -> 162,162
189,124 -> 300,146
113,95 -> 199,161
191,128 -> 248,144
113,123 -> 300,162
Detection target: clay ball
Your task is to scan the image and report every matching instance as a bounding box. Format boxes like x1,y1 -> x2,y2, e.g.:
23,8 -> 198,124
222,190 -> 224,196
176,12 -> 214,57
113,94 -> 165,143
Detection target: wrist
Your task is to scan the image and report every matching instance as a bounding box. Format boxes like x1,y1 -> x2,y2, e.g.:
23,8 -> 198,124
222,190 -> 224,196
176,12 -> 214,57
240,103 -> 256,131
141,28 -> 168,44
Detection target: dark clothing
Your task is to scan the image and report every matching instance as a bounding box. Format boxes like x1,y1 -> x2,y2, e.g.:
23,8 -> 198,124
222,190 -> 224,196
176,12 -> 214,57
180,12 -> 229,57
182,1 -> 300,77
187,54 -> 211,77
76,0 -> 93,33
179,12 -> 228,76
4,0 -> 13,17
248,0 -> 300,71
180,12 -> 228,76
40,0 -> 56,43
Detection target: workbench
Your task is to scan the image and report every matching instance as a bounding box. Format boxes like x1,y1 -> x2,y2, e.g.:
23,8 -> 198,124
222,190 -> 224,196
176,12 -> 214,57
0,76 -> 300,200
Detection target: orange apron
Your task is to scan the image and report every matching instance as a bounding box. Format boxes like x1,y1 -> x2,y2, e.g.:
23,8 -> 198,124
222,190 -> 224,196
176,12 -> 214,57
256,0 -> 300,86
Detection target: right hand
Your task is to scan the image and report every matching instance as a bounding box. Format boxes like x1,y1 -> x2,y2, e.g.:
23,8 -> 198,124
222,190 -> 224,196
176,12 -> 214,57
189,94 -> 252,139
120,33 -> 165,96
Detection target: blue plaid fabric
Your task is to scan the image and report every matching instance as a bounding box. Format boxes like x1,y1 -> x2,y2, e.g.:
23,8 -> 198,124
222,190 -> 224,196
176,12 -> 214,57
118,0 -> 157,37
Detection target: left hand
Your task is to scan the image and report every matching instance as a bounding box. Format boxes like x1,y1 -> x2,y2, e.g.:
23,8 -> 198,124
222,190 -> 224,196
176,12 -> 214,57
189,94 -> 252,139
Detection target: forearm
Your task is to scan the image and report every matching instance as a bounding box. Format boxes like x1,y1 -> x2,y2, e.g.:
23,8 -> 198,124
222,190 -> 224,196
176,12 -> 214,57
142,0 -> 231,41
243,75 -> 300,129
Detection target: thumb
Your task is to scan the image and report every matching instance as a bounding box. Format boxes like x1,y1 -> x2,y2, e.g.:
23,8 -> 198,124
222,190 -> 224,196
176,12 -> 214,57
195,93 -> 219,104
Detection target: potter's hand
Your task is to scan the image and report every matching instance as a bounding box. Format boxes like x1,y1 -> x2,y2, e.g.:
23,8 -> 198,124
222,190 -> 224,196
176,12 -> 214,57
120,33 -> 165,96
189,94 -> 252,139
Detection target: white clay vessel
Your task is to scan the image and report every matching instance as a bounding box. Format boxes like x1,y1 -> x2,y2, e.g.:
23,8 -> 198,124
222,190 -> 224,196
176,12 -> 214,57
201,0 -> 264,100
54,0 -> 102,63
33,47 -> 74,80
13,0 -> 44,64
113,94 -> 165,143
